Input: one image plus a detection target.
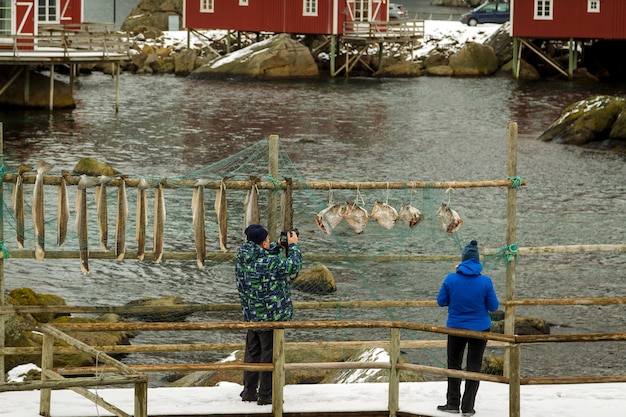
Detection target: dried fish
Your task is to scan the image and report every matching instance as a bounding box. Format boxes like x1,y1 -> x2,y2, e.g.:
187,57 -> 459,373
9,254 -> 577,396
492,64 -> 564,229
436,203 -> 463,234
153,181 -> 166,263
135,178 -> 149,261
95,175 -> 111,251
314,204 -> 343,234
280,177 -> 294,231
215,179 -> 228,253
243,177 -> 260,231
56,171 -> 71,246
192,179 -> 208,269
398,204 -> 423,228
115,177 -> 128,260
12,164 -> 31,249
370,201 -> 399,230
75,175 -> 91,275
32,160 -> 53,261
342,202 -> 370,234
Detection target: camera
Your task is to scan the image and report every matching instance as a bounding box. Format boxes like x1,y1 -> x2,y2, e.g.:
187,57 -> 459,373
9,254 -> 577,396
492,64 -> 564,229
279,228 -> 299,247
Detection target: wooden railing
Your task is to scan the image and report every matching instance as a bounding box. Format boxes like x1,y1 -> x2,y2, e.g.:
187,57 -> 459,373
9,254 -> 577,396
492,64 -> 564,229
0,323 -> 147,417
343,19 -> 425,40
1,299 -> 625,417
0,22 -> 130,62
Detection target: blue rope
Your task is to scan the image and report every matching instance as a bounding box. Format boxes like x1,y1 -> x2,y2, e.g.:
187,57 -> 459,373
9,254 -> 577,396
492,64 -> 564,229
0,240 -> 8,259
267,174 -> 280,189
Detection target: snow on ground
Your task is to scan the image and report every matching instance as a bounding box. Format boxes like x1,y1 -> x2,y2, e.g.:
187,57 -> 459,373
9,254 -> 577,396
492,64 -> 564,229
1,380 -> 625,417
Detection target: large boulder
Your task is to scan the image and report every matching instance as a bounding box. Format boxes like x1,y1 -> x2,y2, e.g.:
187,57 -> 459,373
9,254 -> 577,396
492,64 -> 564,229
538,95 -> 626,150
189,34 -> 319,80
0,68 -> 74,109
121,0 -> 182,33
291,265 -> 337,295
449,42 -> 499,76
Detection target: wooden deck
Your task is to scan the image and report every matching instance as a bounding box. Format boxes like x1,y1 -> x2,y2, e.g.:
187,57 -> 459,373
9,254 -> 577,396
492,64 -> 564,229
342,19 -> 425,44
0,23 -> 130,65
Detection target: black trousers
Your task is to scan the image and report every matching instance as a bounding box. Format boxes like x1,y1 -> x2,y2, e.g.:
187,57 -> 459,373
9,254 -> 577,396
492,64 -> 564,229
243,329 -> 274,398
445,331 -> 489,413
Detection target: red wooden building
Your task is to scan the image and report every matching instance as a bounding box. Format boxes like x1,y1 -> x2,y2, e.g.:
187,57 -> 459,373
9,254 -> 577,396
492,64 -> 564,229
0,0 -> 129,110
183,0 -> 391,35
510,0 -> 626,78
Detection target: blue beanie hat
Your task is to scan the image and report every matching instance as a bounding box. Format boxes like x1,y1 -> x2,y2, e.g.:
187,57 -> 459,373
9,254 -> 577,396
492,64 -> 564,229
245,224 -> 268,245
462,240 -> 480,261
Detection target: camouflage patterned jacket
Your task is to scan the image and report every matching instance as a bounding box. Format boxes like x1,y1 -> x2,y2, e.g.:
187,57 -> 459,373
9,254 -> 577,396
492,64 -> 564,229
235,241 -> 302,322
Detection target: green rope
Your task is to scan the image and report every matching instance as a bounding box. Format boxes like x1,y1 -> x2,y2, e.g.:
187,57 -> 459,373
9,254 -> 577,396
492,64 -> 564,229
0,240 -> 8,259
507,176 -> 523,188
267,174 -> 280,190
482,243 -> 519,271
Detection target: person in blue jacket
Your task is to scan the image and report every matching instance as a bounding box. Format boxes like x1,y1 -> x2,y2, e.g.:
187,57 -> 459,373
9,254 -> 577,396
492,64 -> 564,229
436,240 -> 499,416
235,224 -> 302,406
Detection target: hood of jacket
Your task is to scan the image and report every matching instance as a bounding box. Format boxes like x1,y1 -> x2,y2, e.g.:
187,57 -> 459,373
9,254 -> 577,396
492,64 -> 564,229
456,258 -> 483,276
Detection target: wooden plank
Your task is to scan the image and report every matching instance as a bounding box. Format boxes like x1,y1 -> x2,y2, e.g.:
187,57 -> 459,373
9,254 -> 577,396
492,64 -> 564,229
0,374 -> 146,392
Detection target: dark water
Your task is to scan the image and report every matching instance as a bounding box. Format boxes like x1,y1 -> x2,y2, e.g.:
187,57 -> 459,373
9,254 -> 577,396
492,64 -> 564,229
1,73 -> 625,381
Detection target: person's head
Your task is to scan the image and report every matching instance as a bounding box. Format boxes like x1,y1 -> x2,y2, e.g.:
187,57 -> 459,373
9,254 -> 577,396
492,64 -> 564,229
461,239 -> 480,262
245,224 -> 269,248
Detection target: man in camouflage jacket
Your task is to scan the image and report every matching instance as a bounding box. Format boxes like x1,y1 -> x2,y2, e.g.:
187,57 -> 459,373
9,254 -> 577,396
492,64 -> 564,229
235,224 -> 302,405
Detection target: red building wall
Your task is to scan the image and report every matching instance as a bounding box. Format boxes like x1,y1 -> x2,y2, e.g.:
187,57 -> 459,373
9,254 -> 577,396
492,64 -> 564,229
512,0 -> 626,40
184,0 -> 346,35
59,0 -> 83,25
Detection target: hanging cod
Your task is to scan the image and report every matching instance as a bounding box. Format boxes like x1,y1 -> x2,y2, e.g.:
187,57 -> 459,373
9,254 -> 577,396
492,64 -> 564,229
280,177 -> 294,231
153,181 -> 166,263
192,179 -> 208,269
12,164 -> 31,249
370,201 -> 399,230
95,175 -> 111,251
436,202 -> 463,234
115,177 -> 128,260
135,178 -> 149,261
314,188 -> 343,234
32,160 -> 54,261
56,171 -> 71,247
215,179 -> 228,253
76,175 -> 97,275
243,176 -> 260,230
398,204 -> 423,228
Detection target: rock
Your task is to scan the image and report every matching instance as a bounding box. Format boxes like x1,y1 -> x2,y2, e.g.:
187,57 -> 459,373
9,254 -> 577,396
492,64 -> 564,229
538,95 -> 626,148
449,42 -> 499,76
8,288 -> 69,323
0,68 -> 75,109
123,296 -> 195,322
189,34 -> 319,80
320,347 -> 425,383
121,0 -> 182,32
491,316 -> 551,335
174,49 -> 198,76
484,23 -> 513,67
72,157 -> 119,176
291,264 -> 336,294
425,65 -> 454,76
375,59 -> 423,77
482,351 -> 504,375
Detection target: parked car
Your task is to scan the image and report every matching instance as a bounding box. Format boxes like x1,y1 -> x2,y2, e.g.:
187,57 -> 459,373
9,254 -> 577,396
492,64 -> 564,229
389,3 -> 408,19
460,2 -> 510,26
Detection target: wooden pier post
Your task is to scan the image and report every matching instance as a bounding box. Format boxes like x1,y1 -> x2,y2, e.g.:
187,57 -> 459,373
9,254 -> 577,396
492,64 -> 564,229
268,135 -> 279,240
388,327 -> 400,417
0,122 -> 4,383
272,329 -> 285,417
49,64 -> 55,111
505,121 -> 521,417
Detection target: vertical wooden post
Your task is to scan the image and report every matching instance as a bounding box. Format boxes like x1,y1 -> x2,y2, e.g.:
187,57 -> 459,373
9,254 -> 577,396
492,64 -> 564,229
24,67 -> 30,103
508,344 -> 521,417
330,35 -> 337,77
388,328 -> 400,417
134,381 -> 148,417
0,122 -> 4,383
39,333 -> 54,417
504,122 -> 520,417
268,135 -> 279,241
512,38 -> 520,80
49,64 -> 55,111
272,329 -> 285,417
115,63 -> 120,113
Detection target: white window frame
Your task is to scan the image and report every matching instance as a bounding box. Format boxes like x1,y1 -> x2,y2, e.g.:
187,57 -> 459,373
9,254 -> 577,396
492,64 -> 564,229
303,0 -> 318,17
240,0 -> 249,6
534,0 -> 553,20
38,0 -> 59,23
200,0 -> 214,13
588,0 -> 600,13
0,0 -> 12,35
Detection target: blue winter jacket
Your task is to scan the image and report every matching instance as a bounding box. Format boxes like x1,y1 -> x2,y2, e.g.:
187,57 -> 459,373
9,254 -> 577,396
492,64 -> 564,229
437,258 -> 500,331
235,241 -> 302,322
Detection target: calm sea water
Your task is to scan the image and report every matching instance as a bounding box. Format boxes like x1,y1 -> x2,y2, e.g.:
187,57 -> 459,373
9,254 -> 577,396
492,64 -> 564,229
1,73 -> 625,381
